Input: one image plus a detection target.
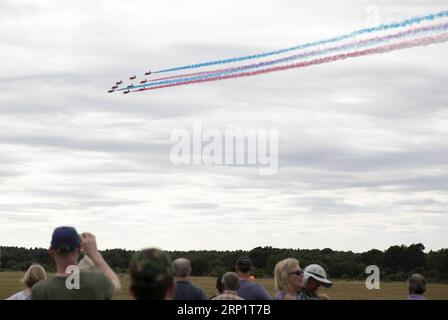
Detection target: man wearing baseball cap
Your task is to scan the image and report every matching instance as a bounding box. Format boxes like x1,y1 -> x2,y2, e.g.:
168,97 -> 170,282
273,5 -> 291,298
31,226 -> 121,300
302,264 -> 332,300
235,255 -> 272,300
129,248 -> 175,300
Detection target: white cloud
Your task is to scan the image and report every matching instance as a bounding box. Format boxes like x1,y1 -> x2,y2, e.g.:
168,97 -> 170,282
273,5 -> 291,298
0,0 -> 447,251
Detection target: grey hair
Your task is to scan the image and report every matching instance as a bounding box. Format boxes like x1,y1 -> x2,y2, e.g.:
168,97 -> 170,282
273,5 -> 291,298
173,258 -> 192,277
221,272 -> 240,291
408,273 -> 427,295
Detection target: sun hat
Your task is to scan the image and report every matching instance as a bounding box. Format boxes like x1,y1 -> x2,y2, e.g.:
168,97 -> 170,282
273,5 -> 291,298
304,264 -> 333,288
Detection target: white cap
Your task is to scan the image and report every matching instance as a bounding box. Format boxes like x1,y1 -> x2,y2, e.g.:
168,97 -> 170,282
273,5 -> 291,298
304,264 -> 332,288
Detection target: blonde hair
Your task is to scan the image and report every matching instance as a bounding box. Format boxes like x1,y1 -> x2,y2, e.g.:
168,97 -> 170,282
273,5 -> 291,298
21,264 -> 47,288
274,258 -> 300,292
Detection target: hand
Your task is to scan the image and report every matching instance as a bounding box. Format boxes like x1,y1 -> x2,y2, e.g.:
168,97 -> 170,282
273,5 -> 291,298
318,293 -> 330,300
80,232 -> 100,259
79,232 -> 121,295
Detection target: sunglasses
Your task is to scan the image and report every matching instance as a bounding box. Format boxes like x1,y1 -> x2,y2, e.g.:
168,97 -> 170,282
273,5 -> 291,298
288,269 -> 303,276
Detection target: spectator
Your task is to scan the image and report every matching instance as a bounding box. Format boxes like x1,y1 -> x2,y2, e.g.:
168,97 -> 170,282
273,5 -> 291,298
210,274 -> 224,299
129,248 -> 175,300
407,273 -> 427,300
235,256 -> 271,300
302,264 -> 332,300
7,264 -> 47,300
212,272 -> 244,300
173,258 -> 207,300
274,258 -> 304,300
31,226 -> 121,300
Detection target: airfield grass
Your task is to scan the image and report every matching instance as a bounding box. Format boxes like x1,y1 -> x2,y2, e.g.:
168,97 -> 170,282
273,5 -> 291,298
1,272 -> 447,300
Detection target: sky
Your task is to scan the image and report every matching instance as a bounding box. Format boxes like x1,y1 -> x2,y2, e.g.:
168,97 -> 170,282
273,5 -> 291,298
0,0 -> 447,252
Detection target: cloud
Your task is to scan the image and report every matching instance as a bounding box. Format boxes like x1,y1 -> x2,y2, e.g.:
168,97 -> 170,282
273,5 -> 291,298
0,0 -> 447,251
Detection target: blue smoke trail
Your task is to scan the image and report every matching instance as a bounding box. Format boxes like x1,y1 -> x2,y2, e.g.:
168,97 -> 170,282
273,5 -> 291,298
123,23 -> 448,91
154,10 -> 448,74
139,33 -> 448,92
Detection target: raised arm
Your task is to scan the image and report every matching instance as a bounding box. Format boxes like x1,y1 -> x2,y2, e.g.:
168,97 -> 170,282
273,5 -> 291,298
80,232 -> 122,295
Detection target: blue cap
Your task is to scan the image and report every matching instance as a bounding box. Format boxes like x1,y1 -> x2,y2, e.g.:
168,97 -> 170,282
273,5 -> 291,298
51,226 -> 81,252
236,255 -> 252,267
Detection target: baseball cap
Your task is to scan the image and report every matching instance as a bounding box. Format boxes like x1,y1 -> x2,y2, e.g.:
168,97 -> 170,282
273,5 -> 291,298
235,255 -> 252,271
129,248 -> 174,299
50,226 -> 81,252
130,249 -> 174,284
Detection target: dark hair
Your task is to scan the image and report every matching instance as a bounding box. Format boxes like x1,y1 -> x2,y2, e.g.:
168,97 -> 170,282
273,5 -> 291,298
408,273 -> 426,295
236,262 -> 251,273
216,274 -> 224,294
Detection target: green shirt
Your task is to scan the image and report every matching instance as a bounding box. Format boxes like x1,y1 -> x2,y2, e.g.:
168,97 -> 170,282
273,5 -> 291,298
31,271 -> 114,300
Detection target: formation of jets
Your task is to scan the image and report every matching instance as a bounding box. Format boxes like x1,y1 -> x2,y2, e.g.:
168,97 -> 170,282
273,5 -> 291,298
107,67 -> 151,94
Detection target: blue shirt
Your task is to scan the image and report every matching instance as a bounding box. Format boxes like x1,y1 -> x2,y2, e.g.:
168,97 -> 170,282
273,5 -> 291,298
236,279 -> 272,300
407,294 -> 426,300
174,280 -> 207,300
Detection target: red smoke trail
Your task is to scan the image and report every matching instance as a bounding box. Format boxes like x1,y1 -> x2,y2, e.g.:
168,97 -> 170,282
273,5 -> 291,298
148,23 -> 448,84
135,33 -> 448,92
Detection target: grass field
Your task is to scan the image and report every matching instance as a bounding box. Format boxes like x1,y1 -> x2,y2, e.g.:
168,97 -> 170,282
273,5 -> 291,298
1,272 -> 447,300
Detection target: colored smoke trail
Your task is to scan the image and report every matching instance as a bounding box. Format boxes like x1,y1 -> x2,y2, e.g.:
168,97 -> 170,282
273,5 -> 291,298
130,23 -> 448,90
144,23 -> 448,87
153,10 -> 448,74
134,33 -> 448,92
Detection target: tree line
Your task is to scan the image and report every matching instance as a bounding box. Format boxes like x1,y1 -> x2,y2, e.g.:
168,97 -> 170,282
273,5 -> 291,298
1,243 -> 447,282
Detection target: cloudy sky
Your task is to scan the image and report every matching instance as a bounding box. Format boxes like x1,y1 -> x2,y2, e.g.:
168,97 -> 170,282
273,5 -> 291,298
1,0 -> 447,252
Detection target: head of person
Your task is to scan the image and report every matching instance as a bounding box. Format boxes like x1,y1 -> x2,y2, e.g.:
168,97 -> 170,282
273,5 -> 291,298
274,258 -> 304,293
408,273 -> 426,295
129,248 -> 175,300
22,264 -> 47,289
173,258 -> 191,279
235,256 -> 252,275
216,274 -> 224,294
222,272 -> 240,292
49,226 -> 81,263
304,264 -> 332,293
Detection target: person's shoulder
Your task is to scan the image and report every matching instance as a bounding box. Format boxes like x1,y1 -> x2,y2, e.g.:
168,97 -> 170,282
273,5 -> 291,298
82,271 -> 113,288
242,280 -> 262,288
273,292 -> 285,300
251,281 -> 269,292
197,286 -> 207,299
85,271 -> 114,299
32,277 -> 54,290
6,292 -> 18,300
252,281 -> 265,288
31,278 -> 54,299
7,291 -> 28,300
186,281 -> 201,290
176,280 -> 194,291
190,282 -> 207,299
81,270 -> 108,281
